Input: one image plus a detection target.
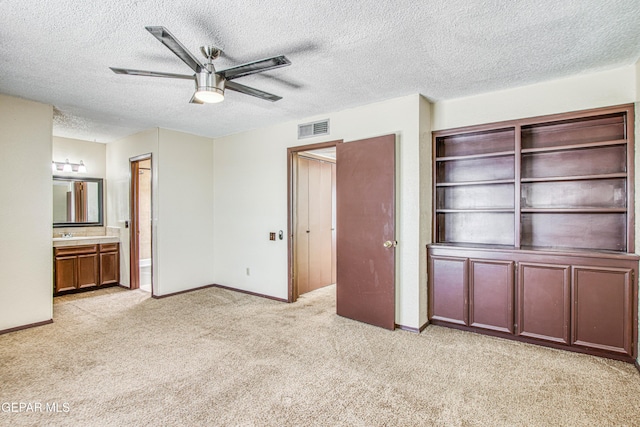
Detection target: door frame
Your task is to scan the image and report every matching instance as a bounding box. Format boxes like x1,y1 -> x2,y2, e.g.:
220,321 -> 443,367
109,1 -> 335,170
129,153 -> 153,294
287,140 -> 342,303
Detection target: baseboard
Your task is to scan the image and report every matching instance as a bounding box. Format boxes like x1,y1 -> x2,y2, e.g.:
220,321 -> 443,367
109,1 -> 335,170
212,284 -> 288,303
635,360 -> 640,375
395,321 -> 429,333
150,283 -> 288,302
152,284 -> 216,299
0,319 -> 53,335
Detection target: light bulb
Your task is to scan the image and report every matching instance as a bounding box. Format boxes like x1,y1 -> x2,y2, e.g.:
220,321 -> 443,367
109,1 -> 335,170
52,161 -> 57,172
78,160 -> 87,173
62,160 -> 72,172
194,90 -> 224,103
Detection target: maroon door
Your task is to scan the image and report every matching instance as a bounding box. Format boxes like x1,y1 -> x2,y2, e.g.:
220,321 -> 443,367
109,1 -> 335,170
336,134 -> 396,330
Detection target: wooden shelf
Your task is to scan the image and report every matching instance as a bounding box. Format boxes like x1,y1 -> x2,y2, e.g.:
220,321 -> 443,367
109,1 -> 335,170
429,105 -> 636,363
435,150 -> 515,162
436,179 -> 515,187
437,209 -> 515,213
520,173 -> 627,183
521,139 -> 626,154
433,103 -> 634,253
521,208 -> 627,213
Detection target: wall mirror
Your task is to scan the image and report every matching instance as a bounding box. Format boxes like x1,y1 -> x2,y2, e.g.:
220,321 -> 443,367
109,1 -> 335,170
53,176 -> 103,227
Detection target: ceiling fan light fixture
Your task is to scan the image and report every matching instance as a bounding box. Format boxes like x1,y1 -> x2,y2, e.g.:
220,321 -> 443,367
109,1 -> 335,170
194,70 -> 226,103
110,27 -> 290,104
194,88 -> 225,103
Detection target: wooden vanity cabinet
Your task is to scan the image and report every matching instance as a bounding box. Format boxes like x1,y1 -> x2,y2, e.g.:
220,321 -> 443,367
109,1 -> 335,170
99,243 -> 120,286
54,243 -> 119,294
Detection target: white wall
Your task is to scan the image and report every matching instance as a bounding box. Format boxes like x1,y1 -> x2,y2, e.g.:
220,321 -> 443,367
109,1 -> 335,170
432,65 -> 638,131
213,94 -> 428,329
156,129 -> 215,295
636,59 -> 640,102
53,136 -> 106,179
418,96 -> 432,327
106,128 -> 215,296
0,94 -> 53,331
106,129 -> 159,288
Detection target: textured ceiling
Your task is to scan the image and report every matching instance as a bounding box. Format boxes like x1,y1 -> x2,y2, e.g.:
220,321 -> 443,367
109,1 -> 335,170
1,0 -> 639,142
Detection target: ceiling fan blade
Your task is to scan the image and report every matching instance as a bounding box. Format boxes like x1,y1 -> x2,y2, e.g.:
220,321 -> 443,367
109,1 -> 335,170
225,81 -> 282,102
217,56 -> 291,80
110,67 -> 195,80
145,26 -> 204,73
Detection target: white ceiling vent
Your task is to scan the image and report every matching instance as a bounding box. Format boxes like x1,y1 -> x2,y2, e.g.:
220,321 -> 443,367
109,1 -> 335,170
298,119 -> 329,139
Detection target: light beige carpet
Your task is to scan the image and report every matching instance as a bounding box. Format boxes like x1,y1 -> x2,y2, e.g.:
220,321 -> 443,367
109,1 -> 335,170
1,285 -> 639,426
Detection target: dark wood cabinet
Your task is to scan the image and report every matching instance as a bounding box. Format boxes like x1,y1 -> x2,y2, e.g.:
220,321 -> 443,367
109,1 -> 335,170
428,246 -> 638,361
516,262 -> 570,345
54,243 -> 119,294
76,253 -> 99,288
572,266 -> 633,356
54,256 -> 79,293
429,255 -> 468,325
428,104 -> 638,362
469,259 -> 514,334
99,243 -> 120,286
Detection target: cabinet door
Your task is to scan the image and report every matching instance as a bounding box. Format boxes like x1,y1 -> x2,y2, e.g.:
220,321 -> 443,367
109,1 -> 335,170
77,253 -> 99,288
469,259 -> 514,333
100,251 -> 119,285
55,256 -> 77,293
571,266 -> 633,356
517,263 -> 570,344
429,255 -> 468,325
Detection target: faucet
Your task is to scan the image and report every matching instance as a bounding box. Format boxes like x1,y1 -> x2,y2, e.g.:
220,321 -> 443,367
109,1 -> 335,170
61,232 -> 74,238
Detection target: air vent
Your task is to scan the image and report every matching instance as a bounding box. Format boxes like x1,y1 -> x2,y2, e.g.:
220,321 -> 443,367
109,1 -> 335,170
298,119 -> 330,139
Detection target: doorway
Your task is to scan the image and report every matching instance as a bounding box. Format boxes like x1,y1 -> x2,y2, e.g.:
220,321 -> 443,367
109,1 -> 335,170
130,154 -> 153,293
287,135 -> 397,330
288,141 -> 341,302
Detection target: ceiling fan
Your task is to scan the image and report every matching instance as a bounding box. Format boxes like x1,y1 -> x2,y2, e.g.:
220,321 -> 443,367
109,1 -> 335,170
110,26 -> 291,104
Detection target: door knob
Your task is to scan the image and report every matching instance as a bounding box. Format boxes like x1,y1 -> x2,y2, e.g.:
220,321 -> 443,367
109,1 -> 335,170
383,240 -> 397,248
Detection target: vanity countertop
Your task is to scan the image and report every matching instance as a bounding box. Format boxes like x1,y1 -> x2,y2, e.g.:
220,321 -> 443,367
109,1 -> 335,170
53,236 -> 120,247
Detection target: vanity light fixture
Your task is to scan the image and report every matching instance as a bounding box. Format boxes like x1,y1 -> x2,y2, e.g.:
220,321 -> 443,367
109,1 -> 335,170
52,159 -> 88,173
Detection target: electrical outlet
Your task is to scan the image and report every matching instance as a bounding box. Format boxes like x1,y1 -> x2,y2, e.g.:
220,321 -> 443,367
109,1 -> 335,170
246,267 -> 250,276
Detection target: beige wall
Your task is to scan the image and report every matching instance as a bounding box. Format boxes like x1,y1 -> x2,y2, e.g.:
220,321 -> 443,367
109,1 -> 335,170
52,136 -> 106,179
105,128 -> 215,295
636,59 -> 640,101
213,94 -> 428,329
432,65 -> 637,131
0,94 -> 53,331
418,96 -> 432,326
106,129 -> 159,287
156,129 -> 215,295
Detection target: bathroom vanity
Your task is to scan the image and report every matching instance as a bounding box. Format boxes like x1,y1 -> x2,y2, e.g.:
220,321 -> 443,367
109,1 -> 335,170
53,237 -> 120,294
